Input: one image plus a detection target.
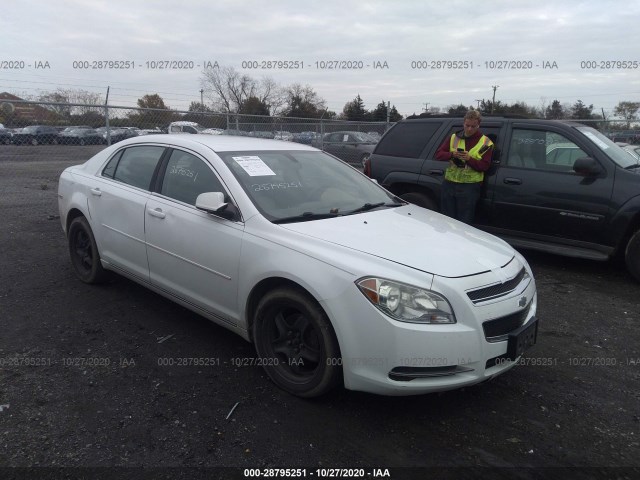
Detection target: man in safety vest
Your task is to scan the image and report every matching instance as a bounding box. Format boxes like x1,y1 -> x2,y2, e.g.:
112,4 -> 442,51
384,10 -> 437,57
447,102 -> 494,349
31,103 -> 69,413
435,110 -> 494,223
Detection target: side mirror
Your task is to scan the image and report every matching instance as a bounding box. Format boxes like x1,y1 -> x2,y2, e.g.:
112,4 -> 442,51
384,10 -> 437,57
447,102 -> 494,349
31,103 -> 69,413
573,157 -> 603,176
196,192 -> 237,220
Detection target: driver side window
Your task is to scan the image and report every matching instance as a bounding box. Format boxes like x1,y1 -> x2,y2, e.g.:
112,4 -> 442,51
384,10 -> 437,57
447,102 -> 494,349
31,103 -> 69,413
161,150 -> 226,205
507,129 -> 587,172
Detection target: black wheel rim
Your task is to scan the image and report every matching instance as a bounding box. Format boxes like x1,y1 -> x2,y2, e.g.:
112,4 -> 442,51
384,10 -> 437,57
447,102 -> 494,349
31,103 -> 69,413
266,307 -> 322,382
72,228 -> 93,273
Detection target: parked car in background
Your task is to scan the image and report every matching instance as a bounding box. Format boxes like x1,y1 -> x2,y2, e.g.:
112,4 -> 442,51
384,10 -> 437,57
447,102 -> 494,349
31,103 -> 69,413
366,131 -> 383,142
0,127 -> 13,145
292,131 -> 319,145
273,131 -> 294,141
96,127 -> 139,144
122,127 -> 141,136
138,128 -> 163,136
249,131 -> 275,139
222,129 -> 250,136
622,144 -> 640,159
167,121 -> 222,135
314,131 -> 378,166
58,127 -> 103,145
58,134 -> 538,397
12,125 -> 60,145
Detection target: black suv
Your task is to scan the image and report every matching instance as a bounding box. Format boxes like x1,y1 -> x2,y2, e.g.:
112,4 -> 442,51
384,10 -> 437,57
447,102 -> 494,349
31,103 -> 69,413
365,117 -> 640,280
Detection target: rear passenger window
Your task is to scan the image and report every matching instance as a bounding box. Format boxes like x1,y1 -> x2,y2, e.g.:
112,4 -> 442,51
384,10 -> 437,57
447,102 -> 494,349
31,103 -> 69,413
112,146 -> 165,190
375,122 -> 443,158
101,151 -> 122,179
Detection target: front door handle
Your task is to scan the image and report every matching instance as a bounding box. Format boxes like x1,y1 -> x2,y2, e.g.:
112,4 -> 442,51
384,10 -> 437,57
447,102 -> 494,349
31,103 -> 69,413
147,208 -> 166,219
90,188 -> 102,196
503,177 -> 522,185
428,169 -> 444,176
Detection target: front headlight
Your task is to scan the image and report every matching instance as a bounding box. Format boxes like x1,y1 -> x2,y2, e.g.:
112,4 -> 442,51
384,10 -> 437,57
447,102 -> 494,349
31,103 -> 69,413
357,277 -> 456,324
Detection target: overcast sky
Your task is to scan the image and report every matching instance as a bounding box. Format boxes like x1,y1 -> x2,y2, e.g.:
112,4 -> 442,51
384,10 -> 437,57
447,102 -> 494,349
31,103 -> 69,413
2,0 -> 639,117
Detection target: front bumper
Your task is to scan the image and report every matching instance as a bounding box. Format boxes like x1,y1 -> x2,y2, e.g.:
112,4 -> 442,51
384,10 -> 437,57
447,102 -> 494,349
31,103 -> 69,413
321,258 -> 538,395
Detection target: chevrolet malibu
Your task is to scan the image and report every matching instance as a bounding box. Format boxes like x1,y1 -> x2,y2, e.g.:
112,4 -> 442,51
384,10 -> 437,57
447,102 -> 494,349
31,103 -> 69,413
58,135 -> 539,397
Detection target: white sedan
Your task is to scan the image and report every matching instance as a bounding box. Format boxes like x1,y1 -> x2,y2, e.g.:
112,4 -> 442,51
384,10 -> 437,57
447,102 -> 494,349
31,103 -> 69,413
58,135 -> 538,397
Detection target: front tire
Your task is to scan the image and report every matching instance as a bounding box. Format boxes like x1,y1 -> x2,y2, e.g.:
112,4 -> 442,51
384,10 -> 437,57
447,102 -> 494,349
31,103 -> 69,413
68,216 -> 108,284
253,288 -> 342,397
625,229 -> 640,281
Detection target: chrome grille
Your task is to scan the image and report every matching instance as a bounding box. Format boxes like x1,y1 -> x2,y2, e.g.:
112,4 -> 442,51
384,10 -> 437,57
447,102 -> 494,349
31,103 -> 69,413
467,267 -> 527,304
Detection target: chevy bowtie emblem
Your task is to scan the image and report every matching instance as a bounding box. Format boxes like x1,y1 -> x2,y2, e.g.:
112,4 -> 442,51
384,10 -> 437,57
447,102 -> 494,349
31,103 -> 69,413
518,296 -> 528,308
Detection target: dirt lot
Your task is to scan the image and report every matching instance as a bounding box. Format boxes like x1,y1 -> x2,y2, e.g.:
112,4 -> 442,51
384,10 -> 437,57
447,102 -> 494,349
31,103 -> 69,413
1,145 -> 639,479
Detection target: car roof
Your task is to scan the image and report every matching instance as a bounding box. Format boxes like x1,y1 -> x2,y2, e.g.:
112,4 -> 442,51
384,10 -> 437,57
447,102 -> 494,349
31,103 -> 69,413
118,133 -> 318,153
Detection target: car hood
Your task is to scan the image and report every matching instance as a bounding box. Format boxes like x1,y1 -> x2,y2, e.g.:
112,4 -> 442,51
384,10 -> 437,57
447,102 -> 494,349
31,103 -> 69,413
279,205 -> 514,278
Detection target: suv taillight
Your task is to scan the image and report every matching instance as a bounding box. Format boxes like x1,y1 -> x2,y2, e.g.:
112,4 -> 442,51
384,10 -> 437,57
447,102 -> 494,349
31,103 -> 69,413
363,157 -> 371,177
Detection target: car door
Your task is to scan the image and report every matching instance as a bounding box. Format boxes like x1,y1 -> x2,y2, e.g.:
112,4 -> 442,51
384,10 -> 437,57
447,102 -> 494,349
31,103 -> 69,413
487,124 -> 615,242
144,149 -> 244,323
87,145 -> 167,281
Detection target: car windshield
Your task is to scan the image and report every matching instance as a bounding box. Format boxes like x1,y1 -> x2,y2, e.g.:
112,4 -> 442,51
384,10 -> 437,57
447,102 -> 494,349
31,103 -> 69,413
576,126 -> 637,168
22,126 -> 39,133
218,150 -> 401,222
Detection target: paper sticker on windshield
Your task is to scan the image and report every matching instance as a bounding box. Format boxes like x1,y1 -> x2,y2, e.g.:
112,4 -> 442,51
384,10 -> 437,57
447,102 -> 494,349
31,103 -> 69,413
581,131 -> 609,150
232,156 -> 276,176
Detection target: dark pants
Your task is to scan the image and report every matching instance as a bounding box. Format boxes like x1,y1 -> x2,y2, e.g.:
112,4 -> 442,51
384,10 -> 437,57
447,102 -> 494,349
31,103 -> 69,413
440,180 -> 481,224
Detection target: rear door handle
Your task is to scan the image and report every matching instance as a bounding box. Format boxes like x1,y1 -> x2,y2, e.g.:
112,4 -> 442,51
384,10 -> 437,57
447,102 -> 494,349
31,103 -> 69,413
428,169 -> 444,176
147,208 -> 166,219
503,177 -> 522,185
90,188 -> 102,196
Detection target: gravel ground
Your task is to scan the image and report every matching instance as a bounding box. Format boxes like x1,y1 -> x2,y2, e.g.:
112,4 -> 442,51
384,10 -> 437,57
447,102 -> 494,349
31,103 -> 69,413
1,145 -> 639,480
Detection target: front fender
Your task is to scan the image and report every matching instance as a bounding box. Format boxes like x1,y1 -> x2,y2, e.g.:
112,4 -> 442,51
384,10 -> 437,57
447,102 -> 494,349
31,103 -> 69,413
608,194 -> 640,252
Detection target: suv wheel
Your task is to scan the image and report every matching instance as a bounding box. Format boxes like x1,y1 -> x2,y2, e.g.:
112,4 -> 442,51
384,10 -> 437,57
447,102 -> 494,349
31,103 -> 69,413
625,229 -> 640,281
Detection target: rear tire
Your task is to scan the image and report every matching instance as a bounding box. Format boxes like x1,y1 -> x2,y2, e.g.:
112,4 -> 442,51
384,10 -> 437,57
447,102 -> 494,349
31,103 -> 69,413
400,191 -> 437,210
625,229 -> 640,281
31,138 -> 38,146
253,288 -> 342,397
68,216 -> 108,284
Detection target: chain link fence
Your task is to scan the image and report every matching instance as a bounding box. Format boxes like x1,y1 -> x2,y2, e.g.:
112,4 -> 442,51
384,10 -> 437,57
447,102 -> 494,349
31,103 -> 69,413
1,100 -> 638,166
0,100 -> 394,165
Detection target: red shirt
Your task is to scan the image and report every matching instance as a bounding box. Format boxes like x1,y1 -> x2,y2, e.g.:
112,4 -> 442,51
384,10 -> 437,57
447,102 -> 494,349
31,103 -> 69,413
434,130 -> 492,172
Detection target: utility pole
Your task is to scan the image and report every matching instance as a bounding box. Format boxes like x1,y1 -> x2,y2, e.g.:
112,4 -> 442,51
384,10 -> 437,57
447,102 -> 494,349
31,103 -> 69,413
474,99 -> 482,109
199,89 -> 204,110
491,86 -> 499,114
424,102 -> 430,113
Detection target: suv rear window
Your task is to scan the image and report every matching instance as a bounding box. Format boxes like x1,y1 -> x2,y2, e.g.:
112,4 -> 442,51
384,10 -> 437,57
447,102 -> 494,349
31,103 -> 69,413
374,122 -> 443,158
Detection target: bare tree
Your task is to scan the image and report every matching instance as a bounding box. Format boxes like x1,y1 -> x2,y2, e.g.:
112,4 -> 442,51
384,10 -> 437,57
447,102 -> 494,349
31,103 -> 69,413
38,88 -> 103,116
200,66 -> 284,115
614,101 -> 640,129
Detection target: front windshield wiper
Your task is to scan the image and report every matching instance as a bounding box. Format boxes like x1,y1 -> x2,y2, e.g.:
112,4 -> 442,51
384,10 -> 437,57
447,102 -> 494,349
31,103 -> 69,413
273,211 -> 339,224
346,202 -> 402,215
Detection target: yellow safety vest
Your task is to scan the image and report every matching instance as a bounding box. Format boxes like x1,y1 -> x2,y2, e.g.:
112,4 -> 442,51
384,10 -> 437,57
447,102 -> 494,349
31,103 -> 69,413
444,133 -> 494,183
